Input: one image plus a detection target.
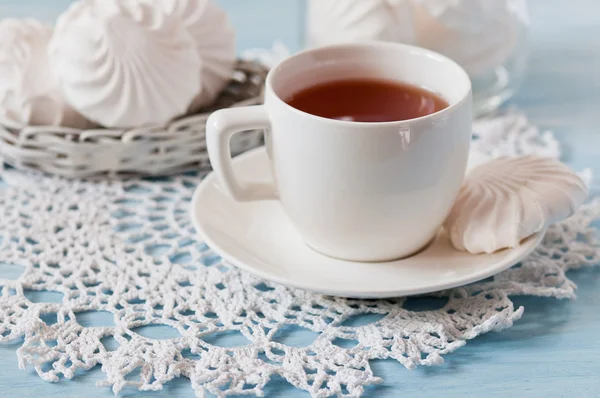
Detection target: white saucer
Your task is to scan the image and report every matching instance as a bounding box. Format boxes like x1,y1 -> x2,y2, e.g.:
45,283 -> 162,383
191,147 -> 545,298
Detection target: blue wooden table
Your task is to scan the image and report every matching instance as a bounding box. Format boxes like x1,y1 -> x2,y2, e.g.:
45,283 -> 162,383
1,1 -> 599,397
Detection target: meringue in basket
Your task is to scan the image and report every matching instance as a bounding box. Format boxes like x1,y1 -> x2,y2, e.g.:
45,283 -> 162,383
160,0 -> 236,111
0,18 -> 88,128
49,0 -> 202,129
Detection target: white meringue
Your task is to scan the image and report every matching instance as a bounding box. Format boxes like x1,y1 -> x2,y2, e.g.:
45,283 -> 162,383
0,18 -> 89,128
444,156 -> 588,254
159,0 -> 236,111
49,0 -> 202,128
306,0 -> 416,48
412,0 -> 528,33
412,0 -> 528,76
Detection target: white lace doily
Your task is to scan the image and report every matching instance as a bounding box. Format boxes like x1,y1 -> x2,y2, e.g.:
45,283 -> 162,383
0,110 -> 598,397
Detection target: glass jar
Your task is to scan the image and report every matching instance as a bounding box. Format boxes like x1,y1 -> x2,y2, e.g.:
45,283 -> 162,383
305,0 -> 530,117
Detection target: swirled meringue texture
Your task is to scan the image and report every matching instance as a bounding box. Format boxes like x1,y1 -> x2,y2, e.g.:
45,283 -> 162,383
0,18 -> 89,128
159,0 -> 236,111
49,0 -> 202,128
307,0 -> 416,47
412,0 -> 527,76
444,156 -> 588,254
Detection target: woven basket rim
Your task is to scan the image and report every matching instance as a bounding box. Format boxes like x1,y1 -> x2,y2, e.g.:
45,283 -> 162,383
0,59 -> 269,178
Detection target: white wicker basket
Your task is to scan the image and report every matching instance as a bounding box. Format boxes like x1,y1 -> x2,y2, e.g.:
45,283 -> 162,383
0,60 -> 268,178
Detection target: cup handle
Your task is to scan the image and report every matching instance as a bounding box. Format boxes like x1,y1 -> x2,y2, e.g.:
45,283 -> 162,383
206,105 -> 277,201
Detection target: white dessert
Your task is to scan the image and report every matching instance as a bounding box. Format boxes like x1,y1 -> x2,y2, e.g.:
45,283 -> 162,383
412,0 -> 528,76
0,18 -> 88,128
159,0 -> 236,111
306,0 -> 416,48
49,0 -> 202,128
445,156 -> 588,254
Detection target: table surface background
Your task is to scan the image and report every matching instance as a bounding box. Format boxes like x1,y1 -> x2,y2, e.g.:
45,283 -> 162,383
1,0 -> 600,397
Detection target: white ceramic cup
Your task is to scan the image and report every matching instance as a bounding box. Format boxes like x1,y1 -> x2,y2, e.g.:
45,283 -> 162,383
206,42 -> 472,262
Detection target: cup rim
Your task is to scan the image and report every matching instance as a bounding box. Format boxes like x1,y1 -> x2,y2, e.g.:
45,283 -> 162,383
266,41 -> 472,126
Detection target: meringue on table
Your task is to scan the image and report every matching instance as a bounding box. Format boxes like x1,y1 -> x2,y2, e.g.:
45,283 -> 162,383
49,0 -> 202,129
444,156 -> 588,254
0,18 -> 89,128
